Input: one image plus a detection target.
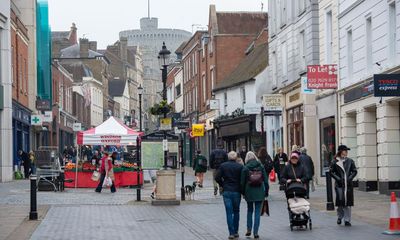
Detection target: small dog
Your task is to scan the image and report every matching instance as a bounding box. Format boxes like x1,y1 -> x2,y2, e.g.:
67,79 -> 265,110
185,181 -> 197,200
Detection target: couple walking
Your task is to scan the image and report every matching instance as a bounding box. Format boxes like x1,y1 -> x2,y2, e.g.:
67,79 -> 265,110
216,151 -> 268,239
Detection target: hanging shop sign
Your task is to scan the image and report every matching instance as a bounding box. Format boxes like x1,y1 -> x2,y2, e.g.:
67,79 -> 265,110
192,124 -> 205,137
373,74 -> 400,97
43,111 -> 52,122
301,77 -> 316,94
262,94 -> 282,111
209,99 -> 220,110
307,65 -> 338,89
31,115 -> 43,126
244,103 -> 262,114
35,99 -> 51,111
160,118 -> 172,130
174,120 -> 190,129
73,123 -> 82,131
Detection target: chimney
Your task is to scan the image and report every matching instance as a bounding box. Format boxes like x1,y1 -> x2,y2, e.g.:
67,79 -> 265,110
120,36 -> 127,62
69,23 -> 77,44
79,38 -> 89,58
89,41 -> 97,51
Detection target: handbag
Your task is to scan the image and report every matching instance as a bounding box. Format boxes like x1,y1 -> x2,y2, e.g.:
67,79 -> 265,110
261,199 -> 270,216
269,169 -> 276,182
91,171 -> 100,181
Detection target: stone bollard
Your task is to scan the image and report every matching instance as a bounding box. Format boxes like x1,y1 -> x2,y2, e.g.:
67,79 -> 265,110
152,169 -> 180,205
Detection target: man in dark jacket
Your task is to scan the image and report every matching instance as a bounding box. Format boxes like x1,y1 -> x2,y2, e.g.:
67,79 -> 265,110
215,151 -> 243,239
19,150 -> 31,179
299,147 -> 314,199
210,142 -> 228,195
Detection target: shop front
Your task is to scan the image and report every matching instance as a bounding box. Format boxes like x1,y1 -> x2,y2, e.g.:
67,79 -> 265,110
12,101 -> 31,167
215,115 -> 262,152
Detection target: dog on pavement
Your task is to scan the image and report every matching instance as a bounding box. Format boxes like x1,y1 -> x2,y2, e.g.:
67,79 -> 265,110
185,181 -> 197,200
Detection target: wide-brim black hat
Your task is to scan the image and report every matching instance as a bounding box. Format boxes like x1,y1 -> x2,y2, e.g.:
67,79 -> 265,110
338,145 -> 350,151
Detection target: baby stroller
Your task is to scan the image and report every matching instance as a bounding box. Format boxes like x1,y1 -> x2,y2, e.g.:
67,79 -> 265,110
285,182 -> 312,231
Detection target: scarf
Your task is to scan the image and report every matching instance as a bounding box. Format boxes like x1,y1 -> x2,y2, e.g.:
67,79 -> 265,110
336,157 -> 347,204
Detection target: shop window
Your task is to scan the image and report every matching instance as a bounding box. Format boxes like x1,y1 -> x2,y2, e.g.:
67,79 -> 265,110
320,117 -> 336,177
287,105 -> 304,150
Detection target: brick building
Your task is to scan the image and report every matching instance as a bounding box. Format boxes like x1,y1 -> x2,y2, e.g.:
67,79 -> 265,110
10,3 -> 31,167
181,5 -> 267,159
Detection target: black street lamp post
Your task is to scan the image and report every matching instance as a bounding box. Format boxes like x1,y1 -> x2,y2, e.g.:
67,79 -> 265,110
136,85 -> 143,201
158,42 -> 171,169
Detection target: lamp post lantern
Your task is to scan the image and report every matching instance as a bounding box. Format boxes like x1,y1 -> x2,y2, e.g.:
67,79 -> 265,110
158,42 -> 171,169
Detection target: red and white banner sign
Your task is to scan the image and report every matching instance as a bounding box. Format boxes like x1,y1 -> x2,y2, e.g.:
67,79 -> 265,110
307,65 -> 338,89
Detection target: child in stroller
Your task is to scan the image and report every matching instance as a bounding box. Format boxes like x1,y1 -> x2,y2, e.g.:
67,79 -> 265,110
281,152 -> 312,231
285,182 -> 312,231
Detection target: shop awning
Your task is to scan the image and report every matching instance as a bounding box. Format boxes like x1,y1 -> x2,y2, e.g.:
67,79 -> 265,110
77,117 -> 143,145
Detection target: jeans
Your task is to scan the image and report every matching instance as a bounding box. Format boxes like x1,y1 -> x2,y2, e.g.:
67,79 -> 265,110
247,201 -> 262,235
95,173 -> 116,193
222,191 -> 241,235
337,206 -> 351,222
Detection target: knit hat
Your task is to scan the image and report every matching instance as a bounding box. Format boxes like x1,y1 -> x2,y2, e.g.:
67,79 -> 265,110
290,152 -> 300,159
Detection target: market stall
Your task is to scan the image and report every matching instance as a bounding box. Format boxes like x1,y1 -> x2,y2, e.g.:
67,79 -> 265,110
65,117 -> 143,188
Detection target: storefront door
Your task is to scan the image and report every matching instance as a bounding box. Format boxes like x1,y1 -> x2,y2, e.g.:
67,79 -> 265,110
320,117 -> 336,176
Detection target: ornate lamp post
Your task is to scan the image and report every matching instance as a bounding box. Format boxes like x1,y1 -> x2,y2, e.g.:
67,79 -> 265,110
158,42 -> 171,169
136,85 -> 143,201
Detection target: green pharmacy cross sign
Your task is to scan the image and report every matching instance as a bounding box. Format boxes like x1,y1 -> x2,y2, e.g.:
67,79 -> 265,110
32,117 -> 40,123
31,115 -> 42,126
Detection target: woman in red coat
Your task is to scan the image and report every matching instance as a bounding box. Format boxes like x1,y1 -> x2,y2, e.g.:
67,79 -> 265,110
95,152 -> 116,193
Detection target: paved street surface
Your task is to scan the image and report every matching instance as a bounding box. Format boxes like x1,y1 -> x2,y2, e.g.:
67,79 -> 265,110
0,170 -> 398,240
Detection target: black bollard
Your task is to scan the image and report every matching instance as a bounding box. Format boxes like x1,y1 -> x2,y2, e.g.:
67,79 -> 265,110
29,175 -> 38,220
326,171 -> 335,211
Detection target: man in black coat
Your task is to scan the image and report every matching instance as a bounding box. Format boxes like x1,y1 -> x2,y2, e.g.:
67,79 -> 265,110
330,145 -> 357,227
19,150 -> 31,179
210,142 -> 228,196
299,147 -> 314,199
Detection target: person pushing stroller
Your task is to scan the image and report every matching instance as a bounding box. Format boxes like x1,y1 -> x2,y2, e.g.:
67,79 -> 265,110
281,152 -> 312,230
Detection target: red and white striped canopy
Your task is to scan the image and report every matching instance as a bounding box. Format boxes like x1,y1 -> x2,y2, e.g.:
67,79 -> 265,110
77,117 -> 142,145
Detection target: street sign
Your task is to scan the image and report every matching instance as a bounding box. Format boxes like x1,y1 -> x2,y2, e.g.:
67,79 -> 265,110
301,77 -> 316,94
244,103 -> 262,114
262,94 -> 282,111
73,123 -> 82,131
174,120 -> 190,129
43,111 -> 52,122
307,65 -> 338,89
373,74 -> 400,97
31,115 -> 42,126
160,118 -> 172,130
162,139 -> 168,151
209,99 -> 220,110
35,99 -> 51,111
192,124 -> 204,137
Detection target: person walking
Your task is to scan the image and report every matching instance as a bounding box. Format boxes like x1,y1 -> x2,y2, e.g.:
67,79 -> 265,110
273,148 -> 288,181
210,142 -> 228,195
257,147 -> 274,175
241,151 -> 268,239
239,146 -> 247,161
330,145 -> 357,227
299,147 -> 315,199
19,150 -> 31,179
95,151 -> 116,193
28,151 -> 36,175
280,152 -> 308,187
215,151 -> 243,239
193,150 -> 207,188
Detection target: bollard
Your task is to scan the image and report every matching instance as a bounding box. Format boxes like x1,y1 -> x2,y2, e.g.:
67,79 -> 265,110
180,137 -> 185,201
326,171 -> 335,211
29,175 -> 38,220
136,137 -> 141,202
136,168 -> 141,201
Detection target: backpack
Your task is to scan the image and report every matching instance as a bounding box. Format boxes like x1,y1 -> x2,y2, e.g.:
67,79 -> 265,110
264,159 -> 274,175
248,169 -> 264,187
198,157 -> 207,167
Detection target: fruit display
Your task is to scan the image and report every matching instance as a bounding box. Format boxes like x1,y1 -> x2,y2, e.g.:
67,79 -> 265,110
82,162 -> 96,171
65,162 -> 76,170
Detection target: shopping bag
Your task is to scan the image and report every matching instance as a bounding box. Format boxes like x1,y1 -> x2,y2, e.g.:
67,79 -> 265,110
91,171 -> 100,181
269,169 -> 276,182
261,199 -> 270,216
103,176 -> 112,187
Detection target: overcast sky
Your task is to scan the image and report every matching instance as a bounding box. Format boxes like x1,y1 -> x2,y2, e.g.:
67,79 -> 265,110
47,0 -> 267,48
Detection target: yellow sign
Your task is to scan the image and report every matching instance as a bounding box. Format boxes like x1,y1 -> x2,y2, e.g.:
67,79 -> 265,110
160,118 -> 172,130
192,124 -> 205,137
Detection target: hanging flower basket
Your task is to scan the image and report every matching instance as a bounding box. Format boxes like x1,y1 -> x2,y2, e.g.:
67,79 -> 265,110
149,100 -> 173,116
